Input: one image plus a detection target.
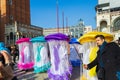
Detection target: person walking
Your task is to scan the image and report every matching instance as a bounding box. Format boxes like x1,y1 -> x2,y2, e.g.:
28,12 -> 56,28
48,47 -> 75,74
0,42 -> 18,80
83,35 -> 120,80
11,45 -> 19,63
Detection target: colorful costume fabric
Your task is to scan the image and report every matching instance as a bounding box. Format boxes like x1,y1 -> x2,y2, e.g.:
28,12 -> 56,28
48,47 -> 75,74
16,38 -> 34,70
45,33 -> 72,80
80,42 -> 98,80
69,38 -> 81,67
78,31 -> 114,80
30,36 -> 50,73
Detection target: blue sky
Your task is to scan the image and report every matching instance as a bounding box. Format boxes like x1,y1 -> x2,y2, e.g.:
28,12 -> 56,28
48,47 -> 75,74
30,0 -> 98,29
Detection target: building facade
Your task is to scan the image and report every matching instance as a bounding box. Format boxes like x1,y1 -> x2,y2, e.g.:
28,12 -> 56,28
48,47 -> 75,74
0,0 -> 43,45
69,19 -> 85,39
43,19 -> 87,39
96,0 -> 120,40
84,26 -> 92,34
43,27 -> 69,36
5,22 -> 43,45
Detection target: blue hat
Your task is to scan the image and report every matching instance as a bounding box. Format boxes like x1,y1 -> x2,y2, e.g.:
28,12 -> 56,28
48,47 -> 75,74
0,42 -> 10,53
69,38 -> 80,44
30,36 -> 46,43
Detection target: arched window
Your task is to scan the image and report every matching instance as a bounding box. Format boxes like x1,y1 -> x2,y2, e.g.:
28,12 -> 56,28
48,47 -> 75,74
100,21 -> 107,32
10,32 -> 13,40
113,17 -> 120,31
75,28 -> 78,32
8,0 -> 12,5
70,29 -> 74,32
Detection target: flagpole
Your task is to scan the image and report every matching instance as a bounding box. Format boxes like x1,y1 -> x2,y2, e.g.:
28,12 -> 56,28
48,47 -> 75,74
62,11 -> 64,33
56,0 -> 59,33
66,17 -> 68,34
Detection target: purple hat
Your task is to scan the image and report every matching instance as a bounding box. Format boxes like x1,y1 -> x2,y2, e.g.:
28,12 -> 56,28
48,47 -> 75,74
45,33 -> 69,42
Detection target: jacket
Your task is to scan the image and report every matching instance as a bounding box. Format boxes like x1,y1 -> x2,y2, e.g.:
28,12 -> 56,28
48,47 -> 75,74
87,42 -> 120,80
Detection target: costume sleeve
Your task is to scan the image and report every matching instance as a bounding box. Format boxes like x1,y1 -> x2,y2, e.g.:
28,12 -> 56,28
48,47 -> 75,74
87,56 -> 98,70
